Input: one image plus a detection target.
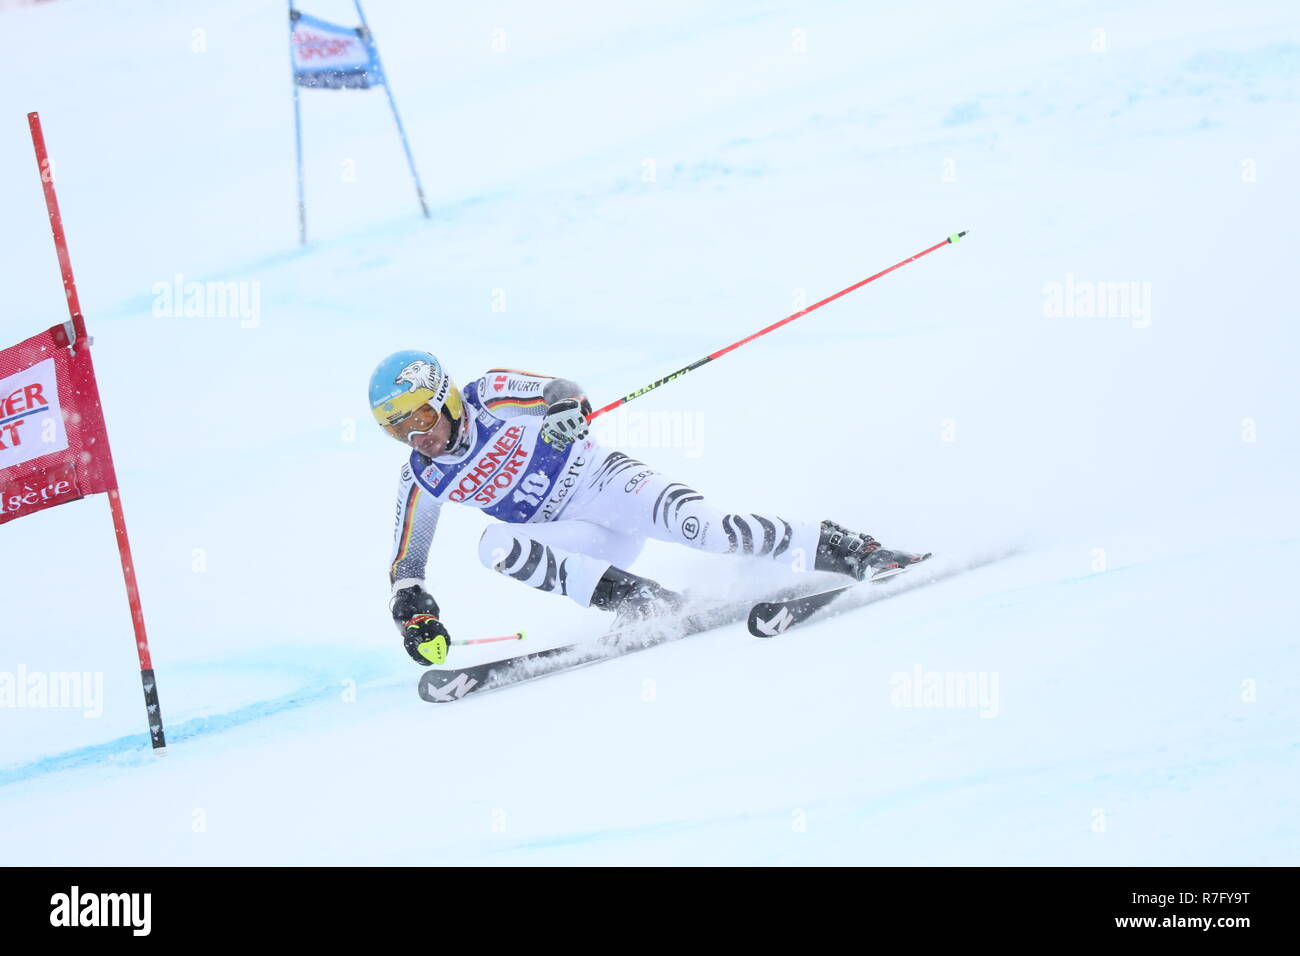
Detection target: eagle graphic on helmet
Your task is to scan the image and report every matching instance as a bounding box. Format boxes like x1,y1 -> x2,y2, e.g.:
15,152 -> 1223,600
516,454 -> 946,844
396,360 -> 441,394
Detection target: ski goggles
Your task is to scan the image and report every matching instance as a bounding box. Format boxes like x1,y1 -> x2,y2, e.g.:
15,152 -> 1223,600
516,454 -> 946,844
383,402 -> 442,445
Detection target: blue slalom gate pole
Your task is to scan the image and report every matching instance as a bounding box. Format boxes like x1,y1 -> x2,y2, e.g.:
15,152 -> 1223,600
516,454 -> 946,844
288,2 -> 308,244
353,0 -> 430,219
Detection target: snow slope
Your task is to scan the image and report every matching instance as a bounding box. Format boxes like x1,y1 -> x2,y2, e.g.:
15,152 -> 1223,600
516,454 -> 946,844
0,0 -> 1297,864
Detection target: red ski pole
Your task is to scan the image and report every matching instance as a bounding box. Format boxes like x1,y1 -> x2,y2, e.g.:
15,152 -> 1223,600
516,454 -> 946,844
451,631 -> 525,647
589,231 -> 967,420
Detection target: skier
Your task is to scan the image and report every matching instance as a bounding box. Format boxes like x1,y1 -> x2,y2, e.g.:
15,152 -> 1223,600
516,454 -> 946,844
371,350 -> 927,665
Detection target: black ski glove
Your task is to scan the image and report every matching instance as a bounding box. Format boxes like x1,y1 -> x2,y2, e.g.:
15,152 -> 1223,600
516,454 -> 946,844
391,583 -> 451,666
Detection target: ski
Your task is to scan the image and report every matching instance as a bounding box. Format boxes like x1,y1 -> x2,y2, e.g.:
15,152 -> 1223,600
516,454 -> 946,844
419,552 -> 1017,700
417,586 -> 805,703
745,557 -> 930,636
747,550 -> 1016,637
748,586 -> 853,636
743,551 -> 934,636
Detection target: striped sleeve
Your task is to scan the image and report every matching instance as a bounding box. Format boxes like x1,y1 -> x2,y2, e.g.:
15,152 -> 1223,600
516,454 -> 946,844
476,368 -> 586,418
389,463 -> 442,585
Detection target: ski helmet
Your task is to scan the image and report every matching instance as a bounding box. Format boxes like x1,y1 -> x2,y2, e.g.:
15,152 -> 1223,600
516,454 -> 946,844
369,350 -> 465,448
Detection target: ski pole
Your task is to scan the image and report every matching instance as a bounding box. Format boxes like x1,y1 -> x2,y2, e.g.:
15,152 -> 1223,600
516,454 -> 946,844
451,631 -> 525,647
588,230 -> 968,420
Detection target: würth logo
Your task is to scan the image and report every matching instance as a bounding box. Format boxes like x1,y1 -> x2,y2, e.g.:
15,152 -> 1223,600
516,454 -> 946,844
49,886 -> 151,936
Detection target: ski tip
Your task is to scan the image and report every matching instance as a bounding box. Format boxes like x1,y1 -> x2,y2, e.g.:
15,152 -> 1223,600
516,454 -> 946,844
868,551 -> 933,582
748,603 -> 798,638
868,566 -> 908,582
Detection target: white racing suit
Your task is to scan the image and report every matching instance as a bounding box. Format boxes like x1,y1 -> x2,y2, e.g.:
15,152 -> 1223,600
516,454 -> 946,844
388,369 -> 823,607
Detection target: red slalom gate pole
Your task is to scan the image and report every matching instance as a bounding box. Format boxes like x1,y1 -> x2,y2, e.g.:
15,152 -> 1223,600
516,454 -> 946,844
589,230 -> 968,420
28,112 -> 166,749
27,114 -> 88,348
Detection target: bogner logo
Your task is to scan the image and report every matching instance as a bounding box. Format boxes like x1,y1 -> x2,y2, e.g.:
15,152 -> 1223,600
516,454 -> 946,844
447,424 -> 528,505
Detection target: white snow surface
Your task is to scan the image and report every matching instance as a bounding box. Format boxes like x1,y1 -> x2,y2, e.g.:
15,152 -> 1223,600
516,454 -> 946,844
0,0 -> 1297,864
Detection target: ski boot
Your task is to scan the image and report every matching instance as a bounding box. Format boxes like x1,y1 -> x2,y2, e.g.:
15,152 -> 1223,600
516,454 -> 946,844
814,521 -> 931,582
591,567 -> 686,629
